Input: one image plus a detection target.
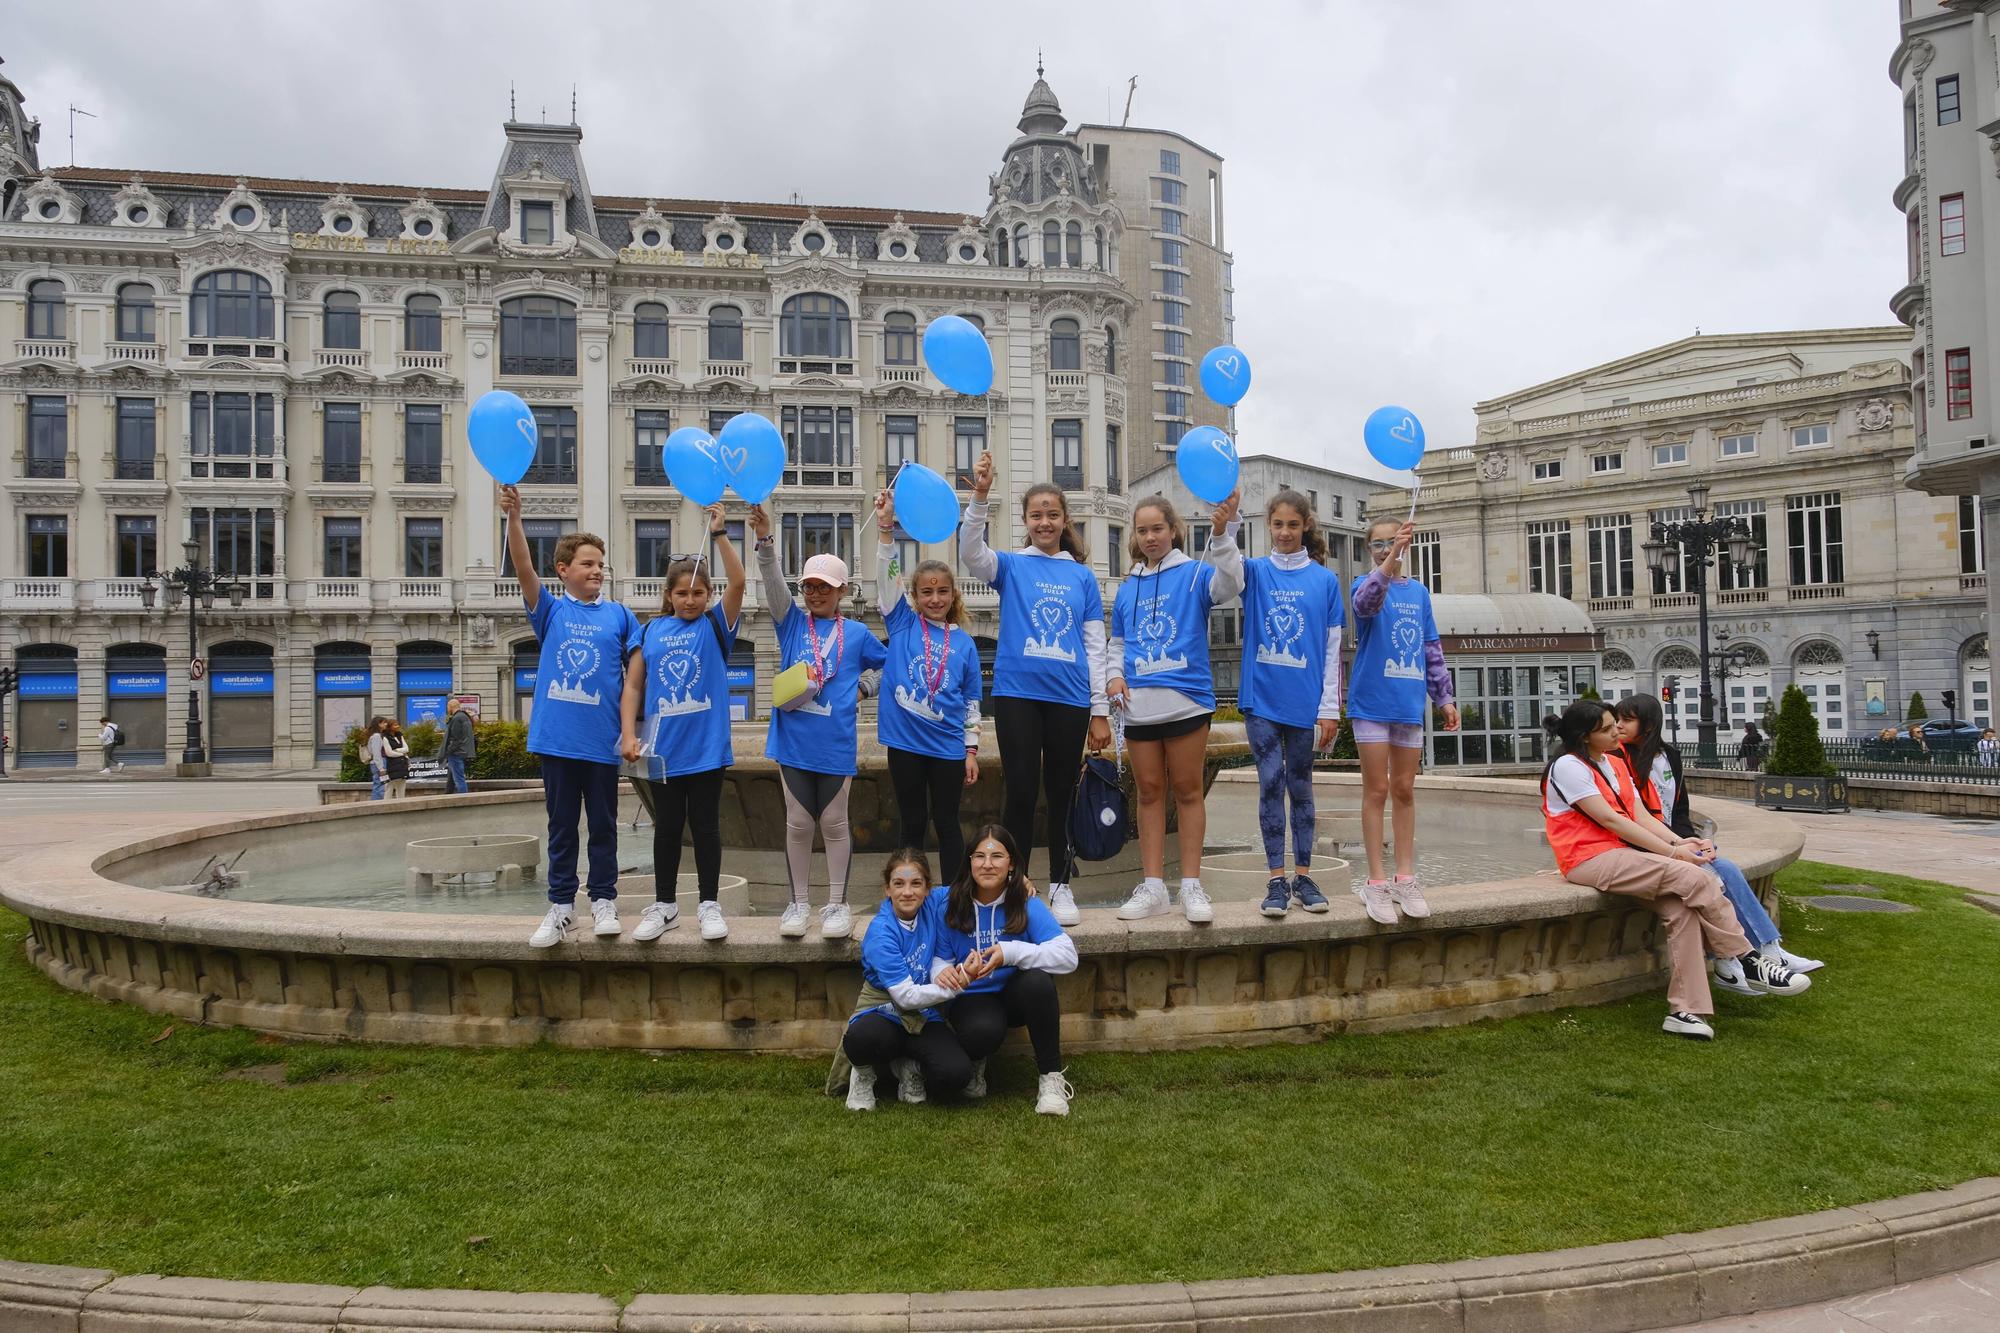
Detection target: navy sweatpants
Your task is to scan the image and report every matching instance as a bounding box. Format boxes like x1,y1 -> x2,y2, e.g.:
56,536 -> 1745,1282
542,755 -> 622,906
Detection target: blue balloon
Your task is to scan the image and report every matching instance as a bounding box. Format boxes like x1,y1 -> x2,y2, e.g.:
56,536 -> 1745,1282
1198,344 -> 1252,407
717,412 -> 786,504
662,427 -> 726,505
1177,425 -> 1240,504
1363,405 -> 1426,471
921,314 -> 994,396
467,390 -> 537,486
893,462 -> 961,544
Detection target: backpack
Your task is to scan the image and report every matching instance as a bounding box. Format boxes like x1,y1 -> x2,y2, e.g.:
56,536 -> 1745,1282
109,724 -> 125,748
1066,754 -> 1129,872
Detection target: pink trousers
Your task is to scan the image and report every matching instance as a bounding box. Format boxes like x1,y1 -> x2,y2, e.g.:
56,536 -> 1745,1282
1565,848 -> 1751,1015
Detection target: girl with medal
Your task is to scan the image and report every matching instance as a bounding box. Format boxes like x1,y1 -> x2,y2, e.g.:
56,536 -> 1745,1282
618,502 -> 746,942
874,488 -> 985,883
754,502 -> 888,940
928,823 -> 1078,1116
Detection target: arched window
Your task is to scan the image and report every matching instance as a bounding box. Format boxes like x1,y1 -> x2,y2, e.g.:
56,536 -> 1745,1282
498,295 -> 576,375
1794,641 -> 1844,666
1103,324 -> 1117,375
958,312 -> 986,334
1602,648 -> 1635,673
115,284 -> 156,344
707,304 -> 743,362
26,279 -> 65,340
1065,221 -> 1083,268
994,228 -> 1009,267
780,293 -> 850,358
1013,225 -> 1028,267
190,270 -> 274,340
323,290 -> 361,350
1094,225 -> 1108,270
1042,221 -> 1061,267
883,311 -> 917,366
1050,318 -> 1081,372
633,301 -> 670,359
404,294 -> 441,352
1657,646 -> 1699,672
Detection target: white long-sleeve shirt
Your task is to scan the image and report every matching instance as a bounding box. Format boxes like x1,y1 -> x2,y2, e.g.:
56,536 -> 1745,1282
1108,525 -> 1243,726
958,497 -> 1111,716
876,540 -> 982,750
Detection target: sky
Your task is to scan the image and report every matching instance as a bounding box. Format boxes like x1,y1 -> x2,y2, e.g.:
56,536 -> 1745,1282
7,0 -> 1910,484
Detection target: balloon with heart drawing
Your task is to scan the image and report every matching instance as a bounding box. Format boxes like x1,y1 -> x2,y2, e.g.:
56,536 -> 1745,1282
1363,405 -> 1426,473
662,427 -> 726,505
1198,344 -> 1252,407
467,390 -> 538,485
716,412 -> 786,504
1176,425 -> 1240,504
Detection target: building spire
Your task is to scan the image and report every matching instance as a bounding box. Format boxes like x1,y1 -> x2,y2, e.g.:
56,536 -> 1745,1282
509,82 -> 516,120
1037,49 -> 1044,79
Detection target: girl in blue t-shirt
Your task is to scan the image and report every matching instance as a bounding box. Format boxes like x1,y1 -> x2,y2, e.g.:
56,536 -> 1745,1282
958,450 -> 1110,929
618,503 -> 746,944
1238,489 -> 1345,919
873,489 -> 983,884
1108,491 -> 1242,925
840,849 -> 976,1111
753,503 -> 888,943
1347,517 -> 1460,926
930,823 -> 1079,1116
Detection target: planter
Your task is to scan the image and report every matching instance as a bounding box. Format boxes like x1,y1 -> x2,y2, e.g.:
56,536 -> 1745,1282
1755,773 -> 1849,813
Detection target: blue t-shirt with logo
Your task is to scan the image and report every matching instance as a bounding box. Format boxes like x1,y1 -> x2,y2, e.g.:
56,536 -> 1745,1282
926,885 -> 1068,996
637,604 -> 737,777
1112,558 -> 1218,710
986,551 -> 1102,709
877,600 -> 983,763
1345,574 -> 1439,725
525,590 -> 639,763
766,606 -> 886,777
1239,558 -> 1344,731
854,893 -> 946,1026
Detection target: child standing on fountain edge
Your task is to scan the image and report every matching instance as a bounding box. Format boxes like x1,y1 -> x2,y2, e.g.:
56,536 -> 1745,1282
502,484 -> 641,949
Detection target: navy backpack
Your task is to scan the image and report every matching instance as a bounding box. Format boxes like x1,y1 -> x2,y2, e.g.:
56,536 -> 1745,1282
1067,754 -> 1129,870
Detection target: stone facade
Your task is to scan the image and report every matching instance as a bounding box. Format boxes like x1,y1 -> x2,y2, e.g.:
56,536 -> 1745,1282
0,60 -> 1184,769
1371,330 -> 1989,742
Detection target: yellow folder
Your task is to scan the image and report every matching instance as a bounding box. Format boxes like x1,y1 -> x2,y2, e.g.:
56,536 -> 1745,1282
772,661 -> 817,712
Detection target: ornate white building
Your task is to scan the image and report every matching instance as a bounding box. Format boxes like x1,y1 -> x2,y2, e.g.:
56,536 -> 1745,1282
0,58 -> 1176,769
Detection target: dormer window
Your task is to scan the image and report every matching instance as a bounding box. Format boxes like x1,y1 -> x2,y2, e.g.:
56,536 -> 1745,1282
413,218 -> 435,237
230,204 -> 257,227
639,227 -> 662,247
715,232 -> 735,251
331,213 -> 355,233
37,200 -> 59,220
801,230 -> 826,253
127,206 -> 149,224
521,201 -> 554,245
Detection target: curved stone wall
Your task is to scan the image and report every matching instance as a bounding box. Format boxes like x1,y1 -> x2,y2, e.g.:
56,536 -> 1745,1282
3,777 -> 1804,1052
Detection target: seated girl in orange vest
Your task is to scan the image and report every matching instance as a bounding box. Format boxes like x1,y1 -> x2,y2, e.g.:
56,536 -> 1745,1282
1540,699 -> 1808,1041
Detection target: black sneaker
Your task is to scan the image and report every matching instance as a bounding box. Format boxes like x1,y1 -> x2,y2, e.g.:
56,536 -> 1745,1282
1663,1011 -> 1714,1040
1744,951 -> 1810,996
1260,878 -> 1291,918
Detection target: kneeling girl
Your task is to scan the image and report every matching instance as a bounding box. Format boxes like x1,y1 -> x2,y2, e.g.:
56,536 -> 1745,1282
841,849 -> 976,1111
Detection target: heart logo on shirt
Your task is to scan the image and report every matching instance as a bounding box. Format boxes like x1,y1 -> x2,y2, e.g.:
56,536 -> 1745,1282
1143,615 -> 1169,643
1272,609 -> 1299,642
1388,416 -> 1419,446
563,644 -> 593,674
1038,603 -> 1065,634
720,444 -> 748,476
666,656 -> 692,686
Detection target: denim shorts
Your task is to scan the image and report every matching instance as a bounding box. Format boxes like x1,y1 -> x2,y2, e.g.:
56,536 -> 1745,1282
1352,719 -> 1425,749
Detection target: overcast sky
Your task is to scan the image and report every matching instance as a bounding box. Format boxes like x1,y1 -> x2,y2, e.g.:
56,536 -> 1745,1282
9,0 -> 1908,484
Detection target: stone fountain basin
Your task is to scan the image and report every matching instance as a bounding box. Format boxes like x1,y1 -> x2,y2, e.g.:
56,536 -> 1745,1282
405,834 -> 541,890
3,776 -> 1803,1054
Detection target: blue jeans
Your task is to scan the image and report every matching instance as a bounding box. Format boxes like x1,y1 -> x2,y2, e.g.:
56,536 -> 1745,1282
1711,856 -> 1778,950
1245,712 -> 1316,870
542,756 -> 622,906
445,756 -> 467,794
370,768 -> 385,801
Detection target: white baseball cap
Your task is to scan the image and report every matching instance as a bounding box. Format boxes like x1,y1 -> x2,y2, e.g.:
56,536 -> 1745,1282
800,553 -> 849,587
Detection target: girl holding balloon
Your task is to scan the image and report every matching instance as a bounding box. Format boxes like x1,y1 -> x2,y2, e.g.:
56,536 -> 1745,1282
1107,491 -> 1242,924
873,488 -> 985,884
1347,517 -> 1459,924
958,451 -> 1111,927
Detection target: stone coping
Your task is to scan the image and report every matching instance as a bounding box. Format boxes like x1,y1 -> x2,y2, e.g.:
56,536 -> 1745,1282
3,1175 -> 1994,1331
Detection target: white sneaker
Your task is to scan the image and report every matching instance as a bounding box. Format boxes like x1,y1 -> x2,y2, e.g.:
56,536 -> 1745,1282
894,1058 -> 927,1104
529,905 -> 573,948
1355,881 -> 1400,926
1116,881 -> 1173,920
820,903 -> 853,939
98,767 -> 112,775
1180,881 -> 1214,924
1389,876 -> 1431,919
845,1065 -> 876,1112
697,900 -> 729,940
1712,956 -> 1759,997
1048,882 -> 1081,927
1744,950 -> 1810,996
590,899 -> 622,938
1035,1069 -> 1075,1117
632,902 -> 679,942
779,902 -> 811,938
1777,946 -> 1824,974
965,1058 -> 988,1099
1663,1010 -> 1715,1040
117,762 -> 125,771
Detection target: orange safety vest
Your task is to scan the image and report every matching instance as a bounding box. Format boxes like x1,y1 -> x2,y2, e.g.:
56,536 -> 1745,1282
1543,751 -> 1640,877
1622,744 -> 1666,821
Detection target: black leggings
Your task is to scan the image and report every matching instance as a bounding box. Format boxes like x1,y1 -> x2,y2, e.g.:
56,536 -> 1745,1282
948,969 -> 1064,1075
991,695 -> 1090,884
842,1014 -> 975,1098
642,770 -> 724,904
886,747 -> 968,884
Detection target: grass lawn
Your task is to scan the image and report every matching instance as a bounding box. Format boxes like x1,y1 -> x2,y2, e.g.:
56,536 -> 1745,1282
1,859 -> 1997,1299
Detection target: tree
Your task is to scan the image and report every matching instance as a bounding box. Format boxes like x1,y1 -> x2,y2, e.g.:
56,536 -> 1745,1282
1577,685 -> 1601,701
1767,684 -> 1836,779
1906,691 -> 1929,722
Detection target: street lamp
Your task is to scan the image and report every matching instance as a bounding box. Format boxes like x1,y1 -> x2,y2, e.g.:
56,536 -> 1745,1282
1646,483 -> 1755,765
142,538 -> 251,769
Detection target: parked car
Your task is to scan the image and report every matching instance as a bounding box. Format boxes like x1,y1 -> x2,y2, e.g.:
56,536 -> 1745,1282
1920,719 -> 1981,754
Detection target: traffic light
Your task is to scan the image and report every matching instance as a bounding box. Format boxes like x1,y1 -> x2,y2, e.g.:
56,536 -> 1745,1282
1943,689 -> 1958,713
1660,675 -> 1678,704
0,666 -> 16,697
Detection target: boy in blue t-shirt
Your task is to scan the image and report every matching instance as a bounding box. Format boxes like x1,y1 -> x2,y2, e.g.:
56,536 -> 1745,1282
502,485 -> 640,949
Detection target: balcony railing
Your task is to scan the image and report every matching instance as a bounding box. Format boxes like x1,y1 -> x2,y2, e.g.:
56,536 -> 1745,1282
315,348 -> 367,369
703,360 -> 751,379
1650,592 -> 1698,611
403,464 -> 443,485
90,579 -> 153,609
879,366 -> 921,384
500,355 -> 576,377
304,579 -> 370,606
107,341 -> 164,362
1587,596 -> 1634,614
113,456 -> 158,481
1787,583 -> 1845,602
957,577 -> 998,608
14,338 -> 74,361
2,578 -> 76,610
1053,467 -> 1084,491
24,455 -> 67,479
397,350 -> 450,372
184,339 -> 282,361
1047,371 -> 1087,390
1963,573 -> 1987,593
1716,588 -> 1770,606
322,463 -> 362,484
521,465 -> 578,486
396,579 -> 450,604
626,358 -> 676,379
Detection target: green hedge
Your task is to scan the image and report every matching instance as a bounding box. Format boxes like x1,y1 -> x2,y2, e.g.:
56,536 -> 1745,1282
337,720 -> 540,782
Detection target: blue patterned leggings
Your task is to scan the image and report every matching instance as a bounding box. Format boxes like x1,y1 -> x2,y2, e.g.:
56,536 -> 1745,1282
1246,712 -> 1316,870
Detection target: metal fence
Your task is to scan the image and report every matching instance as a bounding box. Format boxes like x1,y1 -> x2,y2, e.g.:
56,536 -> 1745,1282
1696,740 -> 2000,786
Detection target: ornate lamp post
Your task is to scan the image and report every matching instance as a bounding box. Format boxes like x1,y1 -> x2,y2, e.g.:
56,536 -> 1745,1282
141,538 -> 248,769
1643,482 -> 1754,766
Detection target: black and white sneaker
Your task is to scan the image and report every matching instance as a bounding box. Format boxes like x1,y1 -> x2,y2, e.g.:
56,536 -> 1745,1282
1663,1011 -> 1715,1040
1743,951 -> 1810,996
